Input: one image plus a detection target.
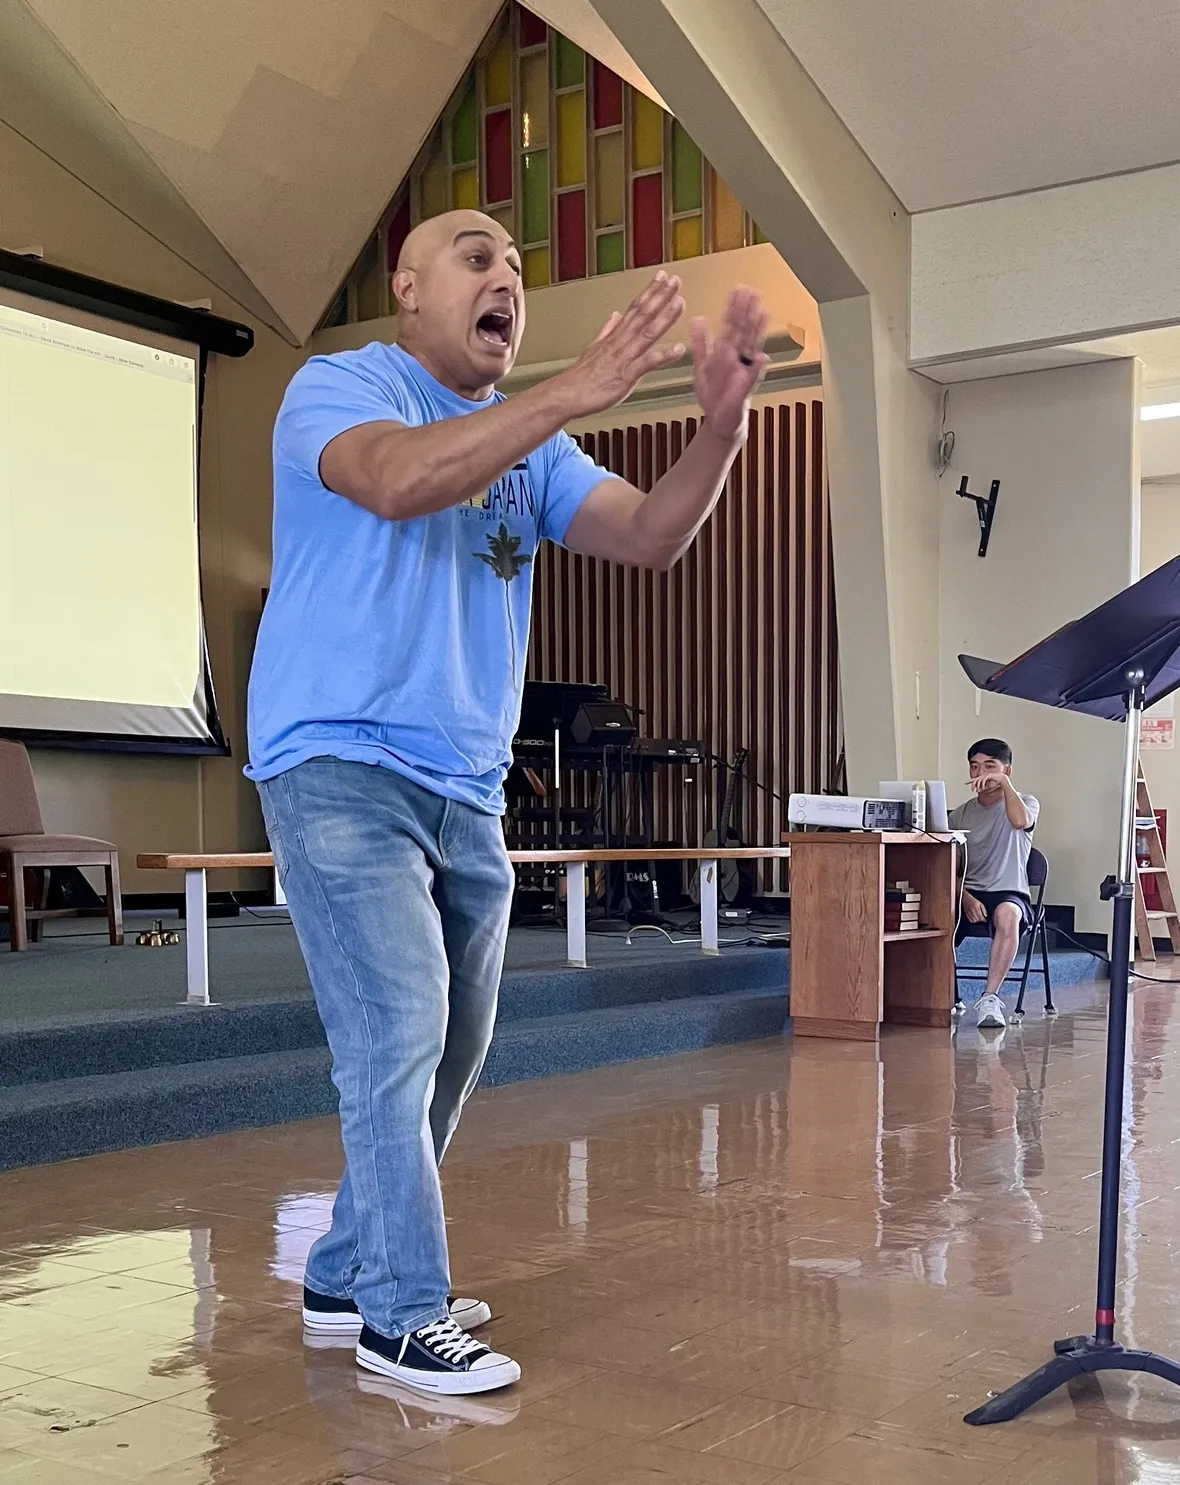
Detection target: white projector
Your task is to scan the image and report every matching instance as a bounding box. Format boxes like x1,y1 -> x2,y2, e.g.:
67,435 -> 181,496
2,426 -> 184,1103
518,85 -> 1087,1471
787,793 -> 910,830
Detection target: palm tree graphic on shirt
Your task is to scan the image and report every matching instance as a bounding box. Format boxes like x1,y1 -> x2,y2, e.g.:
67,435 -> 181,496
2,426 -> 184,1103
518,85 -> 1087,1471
475,523 -> 531,681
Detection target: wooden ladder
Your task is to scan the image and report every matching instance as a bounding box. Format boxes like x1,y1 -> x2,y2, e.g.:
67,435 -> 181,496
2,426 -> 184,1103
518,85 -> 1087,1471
1134,766 -> 1180,961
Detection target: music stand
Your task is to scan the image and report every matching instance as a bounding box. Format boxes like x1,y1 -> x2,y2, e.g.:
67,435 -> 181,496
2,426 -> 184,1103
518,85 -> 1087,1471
958,555 -> 1180,1425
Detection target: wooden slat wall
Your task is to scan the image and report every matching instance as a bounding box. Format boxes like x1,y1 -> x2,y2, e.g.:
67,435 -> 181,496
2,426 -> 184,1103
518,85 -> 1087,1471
527,398 -> 840,893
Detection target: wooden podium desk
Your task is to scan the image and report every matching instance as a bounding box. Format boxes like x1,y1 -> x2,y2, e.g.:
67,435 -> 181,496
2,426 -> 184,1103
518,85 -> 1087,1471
781,831 -> 959,1041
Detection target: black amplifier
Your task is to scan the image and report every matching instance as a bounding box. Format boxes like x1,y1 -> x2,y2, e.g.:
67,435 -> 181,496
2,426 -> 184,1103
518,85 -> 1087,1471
631,738 -> 704,763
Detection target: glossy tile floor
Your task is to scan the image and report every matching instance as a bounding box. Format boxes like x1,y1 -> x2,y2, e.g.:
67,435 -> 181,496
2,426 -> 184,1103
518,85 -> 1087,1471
2,976 -> 1180,1483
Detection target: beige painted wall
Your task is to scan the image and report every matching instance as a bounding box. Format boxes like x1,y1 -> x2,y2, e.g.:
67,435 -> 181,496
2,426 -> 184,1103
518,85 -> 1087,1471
1,120 -> 303,893
939,360 -> 1140,931
1139,481 -> 1180,838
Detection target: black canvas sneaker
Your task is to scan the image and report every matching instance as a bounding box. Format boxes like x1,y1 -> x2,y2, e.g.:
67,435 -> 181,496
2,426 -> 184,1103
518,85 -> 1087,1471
302,1286 -> 491,1335
356,1315 -> 521,1395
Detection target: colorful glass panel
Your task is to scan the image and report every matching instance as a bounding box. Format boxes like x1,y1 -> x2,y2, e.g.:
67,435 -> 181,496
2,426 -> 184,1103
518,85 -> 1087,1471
596,230 -> 625,275
451,83 -> 477,165
518,4 -> 547,48
419,149 -> 448,221
522,245 -> 550,287
712,174 -> 746,252
556,90 -> 586,187
485,27 -> 512,106
632,172 -> 664,267
555,34 -> 585,89
631,93 -> 664,171
557,190 -> 587,280
485,108 -> 513,204
386,198 -> 411,271
672,215 -> 703,260
521,149 -> 550,244
453,167 -> 479,211
671,121 -> 703,214
593,61 -> 623,130
520,51 -> 549,149
594,131 -> 624,226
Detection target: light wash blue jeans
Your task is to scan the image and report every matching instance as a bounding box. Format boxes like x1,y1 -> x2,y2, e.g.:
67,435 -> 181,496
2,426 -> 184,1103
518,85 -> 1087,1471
257,758 -> 513,1337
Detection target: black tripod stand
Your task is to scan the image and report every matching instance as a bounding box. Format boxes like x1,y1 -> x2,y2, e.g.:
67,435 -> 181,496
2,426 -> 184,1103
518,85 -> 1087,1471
963,665 -> 1180,1423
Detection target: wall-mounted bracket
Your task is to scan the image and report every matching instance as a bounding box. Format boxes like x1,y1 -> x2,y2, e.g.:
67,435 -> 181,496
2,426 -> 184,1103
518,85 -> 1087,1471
957,476 -> 1000,557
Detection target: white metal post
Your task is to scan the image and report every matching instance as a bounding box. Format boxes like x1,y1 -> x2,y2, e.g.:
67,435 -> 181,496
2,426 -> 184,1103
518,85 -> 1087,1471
274,869 -> 286,907
701,859 -> 719,955
184,868 -> 211,1005
566,860 -> 587,967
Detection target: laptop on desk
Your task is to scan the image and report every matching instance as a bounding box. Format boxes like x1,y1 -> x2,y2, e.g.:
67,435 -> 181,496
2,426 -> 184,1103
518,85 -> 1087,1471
877,780 -> 951,834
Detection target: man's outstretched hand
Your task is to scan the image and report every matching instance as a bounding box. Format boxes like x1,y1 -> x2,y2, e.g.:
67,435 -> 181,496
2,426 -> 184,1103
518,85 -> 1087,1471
691,287 -> 771,444
558,272 -> 686,417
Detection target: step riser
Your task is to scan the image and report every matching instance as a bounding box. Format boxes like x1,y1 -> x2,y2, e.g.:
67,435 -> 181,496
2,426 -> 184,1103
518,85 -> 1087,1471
0,992 -> 789,1172
2,955 -> 790,1087
482,994 -> 789,1086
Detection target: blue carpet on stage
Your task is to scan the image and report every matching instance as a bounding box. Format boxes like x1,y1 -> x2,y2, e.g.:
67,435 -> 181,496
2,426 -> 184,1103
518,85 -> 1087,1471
0,915 -> 1107,1170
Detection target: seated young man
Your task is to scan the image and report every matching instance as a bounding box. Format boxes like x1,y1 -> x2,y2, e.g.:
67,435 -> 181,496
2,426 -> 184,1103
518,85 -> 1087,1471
949,738 -> 1040,1029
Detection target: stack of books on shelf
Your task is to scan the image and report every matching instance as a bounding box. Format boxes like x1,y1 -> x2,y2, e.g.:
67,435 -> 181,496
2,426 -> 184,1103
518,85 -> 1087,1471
885,882 -> 922,933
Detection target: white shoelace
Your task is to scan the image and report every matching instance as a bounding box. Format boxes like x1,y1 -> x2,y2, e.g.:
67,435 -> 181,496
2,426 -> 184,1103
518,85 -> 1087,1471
416,1317 -> 485,1363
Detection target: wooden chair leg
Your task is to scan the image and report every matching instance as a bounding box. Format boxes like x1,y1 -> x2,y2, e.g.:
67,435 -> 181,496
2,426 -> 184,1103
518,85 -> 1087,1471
105,855 -> 124,947
9,857 -> 28,951
29,868 -> 51,944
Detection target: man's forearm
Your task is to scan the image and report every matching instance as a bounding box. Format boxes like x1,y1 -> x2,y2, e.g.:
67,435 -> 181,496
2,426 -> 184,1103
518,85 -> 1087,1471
1002,779 -> 1034,830
633,424 -> 743,567
323,376 -> 579,521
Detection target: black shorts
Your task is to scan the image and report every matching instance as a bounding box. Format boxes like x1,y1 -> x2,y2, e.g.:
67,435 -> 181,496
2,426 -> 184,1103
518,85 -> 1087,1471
955,889 -> 1033,947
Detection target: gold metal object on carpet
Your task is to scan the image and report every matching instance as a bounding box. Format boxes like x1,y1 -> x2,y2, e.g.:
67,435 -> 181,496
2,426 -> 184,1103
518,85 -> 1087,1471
136,919 -> 180,947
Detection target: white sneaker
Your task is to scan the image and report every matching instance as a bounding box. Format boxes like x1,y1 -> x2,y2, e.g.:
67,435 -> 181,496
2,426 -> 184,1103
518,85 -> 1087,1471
974,993 -> 1007,1030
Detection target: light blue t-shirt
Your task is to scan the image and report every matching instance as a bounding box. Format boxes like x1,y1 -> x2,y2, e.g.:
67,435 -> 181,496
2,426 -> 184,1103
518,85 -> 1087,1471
246,342 -> 612,812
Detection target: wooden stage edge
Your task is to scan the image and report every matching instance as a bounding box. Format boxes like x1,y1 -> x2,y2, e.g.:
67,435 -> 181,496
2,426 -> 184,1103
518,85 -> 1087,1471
791,1016 -> 881,1042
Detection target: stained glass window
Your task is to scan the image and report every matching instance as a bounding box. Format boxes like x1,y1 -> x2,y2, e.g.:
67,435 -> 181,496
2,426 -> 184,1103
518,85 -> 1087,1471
330,2 -> 764,325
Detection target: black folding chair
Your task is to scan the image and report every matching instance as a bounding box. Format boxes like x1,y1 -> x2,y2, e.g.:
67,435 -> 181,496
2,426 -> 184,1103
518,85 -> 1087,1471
954,847 -> 1055,1019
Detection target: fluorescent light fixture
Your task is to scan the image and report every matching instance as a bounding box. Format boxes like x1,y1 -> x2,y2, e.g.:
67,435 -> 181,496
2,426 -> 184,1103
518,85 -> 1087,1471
1141,403 -> 1180,421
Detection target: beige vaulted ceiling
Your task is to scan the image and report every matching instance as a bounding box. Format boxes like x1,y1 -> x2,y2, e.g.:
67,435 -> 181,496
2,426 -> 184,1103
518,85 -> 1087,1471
755,0 -> 1180,211
1,0 -> 659,345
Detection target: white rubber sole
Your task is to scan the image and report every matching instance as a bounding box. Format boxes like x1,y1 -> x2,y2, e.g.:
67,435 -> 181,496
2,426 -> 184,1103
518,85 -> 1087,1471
356,1371 -> 522,1422
303,1308 -> 363,1334
356,1343 -> 521,1395
303,1298 -> 492,1336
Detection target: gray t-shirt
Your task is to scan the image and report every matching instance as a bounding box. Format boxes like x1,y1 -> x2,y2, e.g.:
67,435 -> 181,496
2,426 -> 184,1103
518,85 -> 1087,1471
948,792 -> 1040,895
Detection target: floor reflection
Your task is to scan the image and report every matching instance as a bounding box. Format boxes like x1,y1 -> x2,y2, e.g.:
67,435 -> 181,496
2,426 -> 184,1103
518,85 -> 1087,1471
0,974 -> 1178,1481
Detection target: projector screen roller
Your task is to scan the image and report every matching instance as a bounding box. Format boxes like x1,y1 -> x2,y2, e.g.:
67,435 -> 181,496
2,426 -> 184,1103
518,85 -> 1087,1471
0,284 -> 224,750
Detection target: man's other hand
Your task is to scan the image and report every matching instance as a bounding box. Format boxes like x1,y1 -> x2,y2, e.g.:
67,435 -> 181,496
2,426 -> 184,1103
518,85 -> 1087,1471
963,890 -> 987,924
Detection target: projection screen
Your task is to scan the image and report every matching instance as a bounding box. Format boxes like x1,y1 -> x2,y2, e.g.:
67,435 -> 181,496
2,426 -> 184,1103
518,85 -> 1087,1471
0,283 -> 225,751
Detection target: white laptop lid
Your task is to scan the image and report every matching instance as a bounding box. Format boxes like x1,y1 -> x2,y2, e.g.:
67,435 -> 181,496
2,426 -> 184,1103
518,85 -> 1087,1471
877,780 -> 950,833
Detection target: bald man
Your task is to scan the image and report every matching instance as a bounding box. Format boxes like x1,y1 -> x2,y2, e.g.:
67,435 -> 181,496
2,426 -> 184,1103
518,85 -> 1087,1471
247,209 -> 769,1395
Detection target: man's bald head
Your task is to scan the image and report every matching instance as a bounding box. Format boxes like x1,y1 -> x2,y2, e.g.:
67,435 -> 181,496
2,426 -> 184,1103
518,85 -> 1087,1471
392,210 -> 524,399
397,209 -> 513,275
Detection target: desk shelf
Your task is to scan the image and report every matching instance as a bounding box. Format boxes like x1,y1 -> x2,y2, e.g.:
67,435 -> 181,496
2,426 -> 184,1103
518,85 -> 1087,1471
782,831 -> 958,1040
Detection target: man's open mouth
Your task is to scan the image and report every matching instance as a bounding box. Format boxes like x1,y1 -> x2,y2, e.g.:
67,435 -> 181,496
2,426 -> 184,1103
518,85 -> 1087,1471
476,311 -> 513,347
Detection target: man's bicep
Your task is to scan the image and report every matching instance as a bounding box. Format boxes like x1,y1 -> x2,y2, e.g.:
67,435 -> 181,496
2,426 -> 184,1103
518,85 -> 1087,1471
318,420 -> 410,513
